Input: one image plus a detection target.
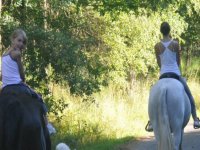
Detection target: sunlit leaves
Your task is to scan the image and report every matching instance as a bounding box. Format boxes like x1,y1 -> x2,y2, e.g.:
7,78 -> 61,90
0,0 -> 194,96
102,7 -> 186,82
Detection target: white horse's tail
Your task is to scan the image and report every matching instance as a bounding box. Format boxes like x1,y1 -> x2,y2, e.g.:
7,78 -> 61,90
149,79 -> 190,150
157,87 -> 174,150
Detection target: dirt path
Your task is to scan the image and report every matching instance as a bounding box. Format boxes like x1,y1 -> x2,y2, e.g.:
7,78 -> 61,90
118,123 -> 200,150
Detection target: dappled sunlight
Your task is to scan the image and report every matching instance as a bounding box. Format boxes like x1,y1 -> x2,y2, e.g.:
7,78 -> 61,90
49,80 -> 154,149
49,79 -> 200,149
188,80 -> 200,111
2,1 -> 200,150
119,123 -> 200,150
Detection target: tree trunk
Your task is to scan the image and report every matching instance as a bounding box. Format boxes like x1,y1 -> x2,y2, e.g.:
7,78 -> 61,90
186,47 -> 190,66
44,0 -> 48,30
20,0 -> 26,26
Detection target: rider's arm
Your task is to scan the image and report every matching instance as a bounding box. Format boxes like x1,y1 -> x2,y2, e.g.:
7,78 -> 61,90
0,63 -> 2,81
177,43 -> 181,67
155,43 -> 161,68
0,71 -> 2,81
173,41 -> 181,67
11,50 -> 25,82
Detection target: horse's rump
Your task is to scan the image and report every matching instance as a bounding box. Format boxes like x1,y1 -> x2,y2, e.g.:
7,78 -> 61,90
148,78 -> 191,150
0,94 -> 51,150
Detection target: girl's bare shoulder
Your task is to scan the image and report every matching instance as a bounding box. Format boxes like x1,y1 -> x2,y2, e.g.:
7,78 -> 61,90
10,49 -> 22,60
155,42 -> 165,54
2,48 -> 11,56
172,40 -> 179,46
169,40 -> 179,51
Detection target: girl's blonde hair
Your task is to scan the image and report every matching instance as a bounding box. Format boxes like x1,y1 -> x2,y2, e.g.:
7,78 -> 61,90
10,29 -> 28,46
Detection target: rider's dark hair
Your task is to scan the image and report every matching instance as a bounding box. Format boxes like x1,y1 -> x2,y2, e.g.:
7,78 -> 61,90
160,22 -> 170,36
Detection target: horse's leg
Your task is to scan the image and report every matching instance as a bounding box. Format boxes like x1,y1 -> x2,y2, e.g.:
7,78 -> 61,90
173,127 -> 183,150
40,126 -> 47,150
179,130 -> 183,150
0,107 -> 4,149
18,111 -> 47,150
19,119 -> 41,150
44,128 -> 51,150
4,102 -> 21,150
41,115 -> 51,150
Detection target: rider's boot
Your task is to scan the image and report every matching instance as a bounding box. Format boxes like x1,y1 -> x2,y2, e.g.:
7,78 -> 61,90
145,121 -> 153,132
194,117 -> 200,129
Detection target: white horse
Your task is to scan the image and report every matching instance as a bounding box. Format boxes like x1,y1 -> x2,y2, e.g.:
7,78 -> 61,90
148,78 -> 191,150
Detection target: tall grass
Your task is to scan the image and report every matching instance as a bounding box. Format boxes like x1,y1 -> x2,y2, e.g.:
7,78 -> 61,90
49,78 -> 200,150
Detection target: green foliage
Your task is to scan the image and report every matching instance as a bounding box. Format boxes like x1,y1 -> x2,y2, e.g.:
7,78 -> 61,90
70,0 -> 185,14
49,80 -> 152,149
1,0 -> 200,149
101,6 -> 187,83
50,78 -> 200,149
176,0 -> 200,76
0,0 -> 197,112
1,2 -> 111,96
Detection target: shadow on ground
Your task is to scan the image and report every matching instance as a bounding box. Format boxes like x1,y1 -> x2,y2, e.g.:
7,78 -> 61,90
52,134 -> 135,150
118,130 -> 200,150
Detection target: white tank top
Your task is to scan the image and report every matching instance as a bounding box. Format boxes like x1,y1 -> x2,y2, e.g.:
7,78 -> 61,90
1,54 -> 22,88
159,40 -> 181,76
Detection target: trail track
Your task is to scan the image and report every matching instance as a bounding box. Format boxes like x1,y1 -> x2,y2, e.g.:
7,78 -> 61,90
118,123 -> 200,150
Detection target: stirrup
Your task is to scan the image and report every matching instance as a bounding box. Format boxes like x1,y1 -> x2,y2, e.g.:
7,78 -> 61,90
145,121 -> 153,132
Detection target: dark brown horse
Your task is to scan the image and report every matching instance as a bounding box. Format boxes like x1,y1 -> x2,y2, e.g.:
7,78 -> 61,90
0,93 -> 51,150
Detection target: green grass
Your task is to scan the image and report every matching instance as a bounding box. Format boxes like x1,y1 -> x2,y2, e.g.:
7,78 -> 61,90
80,136 -> 134,150
181,56 -> 200,79
48,78 -> 200,150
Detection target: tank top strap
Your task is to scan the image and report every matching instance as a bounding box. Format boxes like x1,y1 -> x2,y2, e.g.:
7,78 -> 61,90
160,39 -> 173,48
2,49 -> 17,60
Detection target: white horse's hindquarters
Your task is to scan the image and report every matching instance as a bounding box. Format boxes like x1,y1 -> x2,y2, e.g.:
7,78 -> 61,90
148,78 -> 191,150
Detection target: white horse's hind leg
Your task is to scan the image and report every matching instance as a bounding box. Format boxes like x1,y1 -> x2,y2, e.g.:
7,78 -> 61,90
173,128 -> 183,150
149,79 -> 190,150
179,130 -> 183,150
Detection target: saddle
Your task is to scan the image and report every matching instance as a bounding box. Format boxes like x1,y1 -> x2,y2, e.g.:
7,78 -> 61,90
159,72 -> 180,81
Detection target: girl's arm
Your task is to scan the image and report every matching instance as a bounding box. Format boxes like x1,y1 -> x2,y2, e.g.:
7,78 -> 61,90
0,58 -> 2,81
155,43 -> 161,68
177,43 -> 181,67
11,50 -> 25,82
173,41 -> 181,67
